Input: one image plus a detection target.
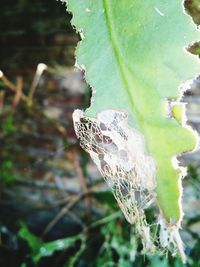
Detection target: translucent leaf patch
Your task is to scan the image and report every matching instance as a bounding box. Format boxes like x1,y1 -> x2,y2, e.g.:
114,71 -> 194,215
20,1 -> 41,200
73,109 -> 156,224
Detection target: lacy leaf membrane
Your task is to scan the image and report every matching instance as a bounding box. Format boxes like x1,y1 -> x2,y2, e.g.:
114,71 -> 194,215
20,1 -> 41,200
73,109 -> 156,225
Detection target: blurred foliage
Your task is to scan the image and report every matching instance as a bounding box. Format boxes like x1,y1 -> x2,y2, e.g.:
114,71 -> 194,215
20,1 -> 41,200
1,115 -> 16,136
0,115 -> 16,185
185,0 -> 200,56
0,81 -> 4,89
185,0 -> 200,25
187,165 -> 200,182
18,223 -> 83,264
187,42 -> 200,56
13,192 -> 200,267
0,160 -> 15,185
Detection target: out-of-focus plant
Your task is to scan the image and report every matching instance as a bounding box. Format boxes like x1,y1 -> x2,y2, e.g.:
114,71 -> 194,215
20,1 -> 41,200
0,164 -> 199,266
17,202 -> 200,267
185,0 -> 200,25
18,223 -> 84,264
1,115 -> 16,136
0,160 -> 15,185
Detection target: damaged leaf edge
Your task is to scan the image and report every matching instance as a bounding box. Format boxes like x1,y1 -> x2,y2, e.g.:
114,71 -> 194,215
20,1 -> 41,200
65,0 -> 200,263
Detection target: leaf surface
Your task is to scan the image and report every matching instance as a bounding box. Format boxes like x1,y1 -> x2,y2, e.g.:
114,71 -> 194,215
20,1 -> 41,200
67,0 -> 199,225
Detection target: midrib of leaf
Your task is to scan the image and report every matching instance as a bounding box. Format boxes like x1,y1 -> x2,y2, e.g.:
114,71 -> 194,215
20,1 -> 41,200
102,1 -> 154,130
101,1 -> 175,219
102,0 -> 139,118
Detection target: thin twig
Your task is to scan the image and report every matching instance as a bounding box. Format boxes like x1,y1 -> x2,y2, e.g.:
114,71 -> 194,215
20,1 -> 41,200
0,73 -> 27,101
66,146 -> 91,214
43,188 -> 97,236
68,210 -> 87,230
0,91 -> 5,114
27,63 -> 47,106
12,76 -> 23,110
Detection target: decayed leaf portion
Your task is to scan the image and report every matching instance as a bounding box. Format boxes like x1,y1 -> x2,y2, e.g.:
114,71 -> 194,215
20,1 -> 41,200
73,109 -> 157,253
66,0 -> 199,260
73,109 -> 156,221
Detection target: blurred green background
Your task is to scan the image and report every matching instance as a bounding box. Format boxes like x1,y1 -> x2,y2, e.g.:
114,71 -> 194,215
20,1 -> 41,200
0,0 -> 200,266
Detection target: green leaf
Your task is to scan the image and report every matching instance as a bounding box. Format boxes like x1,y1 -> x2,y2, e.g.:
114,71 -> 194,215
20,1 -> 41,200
18,223 -> 42,254
64,236 -> 86,267
34,236 -> 80,262
18,223 -> 81,263
66,0 -> 199,258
